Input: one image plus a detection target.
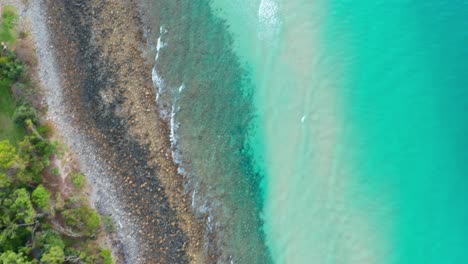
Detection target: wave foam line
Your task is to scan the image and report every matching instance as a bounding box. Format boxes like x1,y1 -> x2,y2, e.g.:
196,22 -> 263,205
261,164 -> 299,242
152,26 -> 168,117
258,0 -> 281,39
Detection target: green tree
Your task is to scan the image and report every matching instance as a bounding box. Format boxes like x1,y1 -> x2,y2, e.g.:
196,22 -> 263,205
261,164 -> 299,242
17,137 -> 43,182
0,140 -> 27,184
0,189 -> 34,250
31,184 -> 50,210
0,251 -> 32,264
0,5 -> 18,46
9,188 -> 35,224
35,230 -> 65,252
0,188 -> 35,244
0,140 -> 18,171
0,188 -> 36,245
40,246 -> 65,264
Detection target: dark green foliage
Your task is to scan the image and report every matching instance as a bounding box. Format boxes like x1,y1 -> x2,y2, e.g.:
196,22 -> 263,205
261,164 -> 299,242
13,105 -> 38,126
0,52 -> 23,81
62,205 -> 101,237
32,137 -> 57,158
35,230 -> 65,251
18,136 -> 57,183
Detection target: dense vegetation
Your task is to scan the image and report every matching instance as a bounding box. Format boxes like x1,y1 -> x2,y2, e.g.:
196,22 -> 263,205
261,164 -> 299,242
0,6 -> 112,263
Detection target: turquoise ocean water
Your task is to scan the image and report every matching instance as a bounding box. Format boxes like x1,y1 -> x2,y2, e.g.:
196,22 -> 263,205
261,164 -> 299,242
145,0 -> 468,263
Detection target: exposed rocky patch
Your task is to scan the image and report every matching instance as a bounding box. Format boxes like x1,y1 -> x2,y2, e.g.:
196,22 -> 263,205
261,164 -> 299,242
35,0 -> 206,263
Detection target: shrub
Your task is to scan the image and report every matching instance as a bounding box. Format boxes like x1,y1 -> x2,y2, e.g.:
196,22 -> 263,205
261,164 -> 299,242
100,248 -> 113,264
70,172 -> 84,189
50,167 -> 59,176
0,52 -> 23,80
37,124 -> 53,137
62,205 -> 100,237
18,30 -> 28,39
101,215 -> 114,233
32,137 -> 57,157
31,184 -> 50,210
13,104 -> 38,126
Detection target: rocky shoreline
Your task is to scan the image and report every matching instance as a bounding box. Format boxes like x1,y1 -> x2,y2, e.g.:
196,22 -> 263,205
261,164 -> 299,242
9,0 -> 207,263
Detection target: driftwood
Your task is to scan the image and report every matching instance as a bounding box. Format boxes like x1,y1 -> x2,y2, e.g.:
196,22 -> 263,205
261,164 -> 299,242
50,220 -> 83,238
65,255 -> 82,263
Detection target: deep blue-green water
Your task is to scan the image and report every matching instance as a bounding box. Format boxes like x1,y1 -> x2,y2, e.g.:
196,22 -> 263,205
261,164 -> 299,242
145,0 -> 468,262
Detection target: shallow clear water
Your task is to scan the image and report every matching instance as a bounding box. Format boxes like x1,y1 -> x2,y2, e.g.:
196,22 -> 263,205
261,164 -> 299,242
143,0 -> 270,262
145,0 -> 468,263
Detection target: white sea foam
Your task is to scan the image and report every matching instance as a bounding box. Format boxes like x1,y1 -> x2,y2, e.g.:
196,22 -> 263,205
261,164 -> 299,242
155,26 -> 167,61
156,35 -> 166,51
301,115 -> 306,123
156,26 -> 167,50
170,104 -> 179,147
207,215 -> 213,231
179,84 -> 186,93
152,26 -> 168,115
192,190 -> 196,208
167,82 -> 193,183
258,0 -> 281,39
155,35 -> 166,61
169,102 -> 184,168
151,67 -> 164,102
